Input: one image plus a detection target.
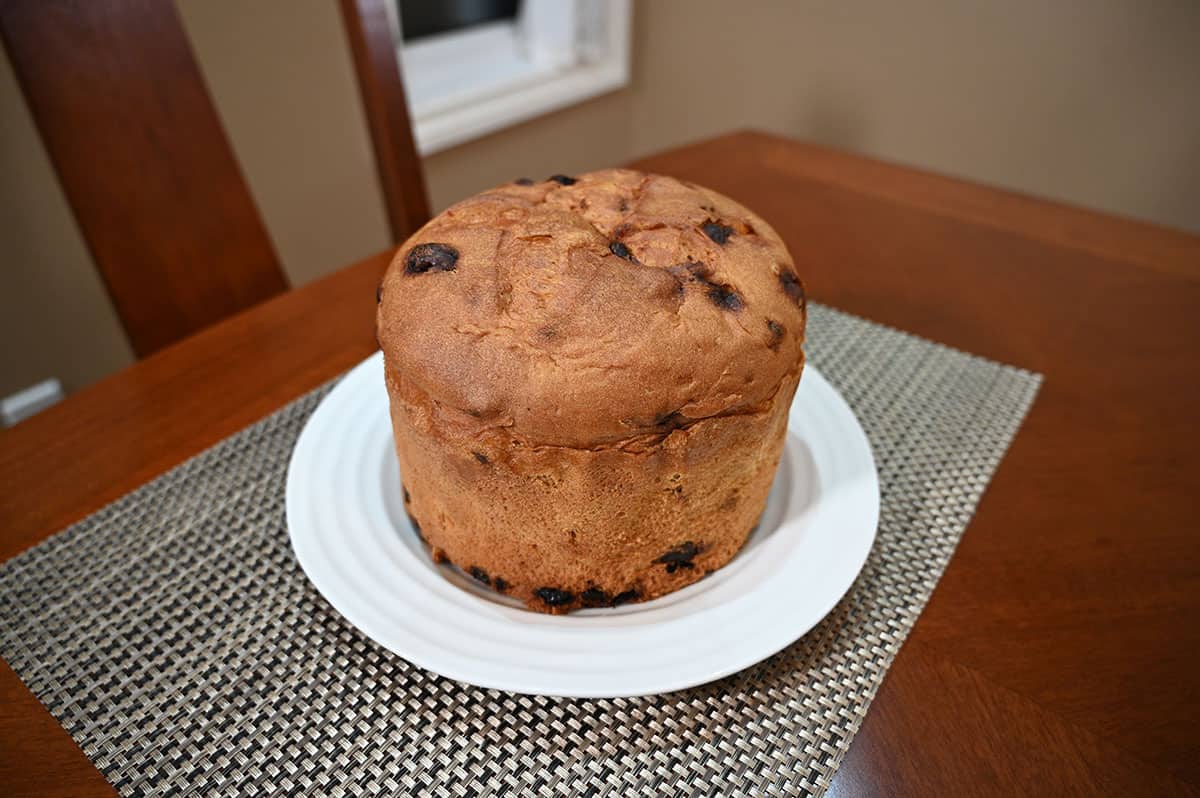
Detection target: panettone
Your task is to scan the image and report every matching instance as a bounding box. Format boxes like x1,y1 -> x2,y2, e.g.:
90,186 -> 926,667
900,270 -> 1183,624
377,169 -> 806,613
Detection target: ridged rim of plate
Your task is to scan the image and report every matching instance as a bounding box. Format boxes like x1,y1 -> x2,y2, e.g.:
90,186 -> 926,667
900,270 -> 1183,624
287,353 -> 878,697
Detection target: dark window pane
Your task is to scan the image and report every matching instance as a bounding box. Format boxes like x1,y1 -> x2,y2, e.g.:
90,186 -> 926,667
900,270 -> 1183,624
398,0 -> 521,42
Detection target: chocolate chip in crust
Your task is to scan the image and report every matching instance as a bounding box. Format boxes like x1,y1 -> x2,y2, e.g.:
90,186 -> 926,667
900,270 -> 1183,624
547,174 -> 577,186
492,576 -> 510,593
655,541 -> 702,573
404,243 -> 458,275
778,269 -> 805,305
707,283 -> 744,312
535,587 -> 575,607
472,451 -> 489,464
611,589 -> 641,606
469,566 -> 491,586
669,261 -> 743,311
609,240 -> 637,262
580,587 -> 611,607
767,319 -> 785,351
702,221 -> 734,244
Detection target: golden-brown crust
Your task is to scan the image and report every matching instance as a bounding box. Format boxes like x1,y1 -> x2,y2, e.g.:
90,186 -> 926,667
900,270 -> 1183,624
378,169 -> 806,613
390,366 -> 800,613
377,169 -> 806,448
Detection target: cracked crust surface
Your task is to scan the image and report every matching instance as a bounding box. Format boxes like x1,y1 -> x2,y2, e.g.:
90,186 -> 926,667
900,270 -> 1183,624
378,169 -> 806,448
378,169 -> 806,613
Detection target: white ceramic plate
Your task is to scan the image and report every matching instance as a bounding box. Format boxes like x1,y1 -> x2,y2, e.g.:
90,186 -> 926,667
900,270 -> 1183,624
287,353 -> 878,698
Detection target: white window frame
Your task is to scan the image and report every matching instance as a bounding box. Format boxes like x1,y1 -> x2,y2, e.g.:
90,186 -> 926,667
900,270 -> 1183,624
389,0 -> 632,155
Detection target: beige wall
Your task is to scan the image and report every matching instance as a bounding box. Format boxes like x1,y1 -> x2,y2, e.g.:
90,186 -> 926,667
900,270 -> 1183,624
628,0 -> 1200,233
0,46 -> 134,397
3,0 -> 1198,399
176,0 -> 393,287
427,0 -> 1200,231
422,89 -> 635,212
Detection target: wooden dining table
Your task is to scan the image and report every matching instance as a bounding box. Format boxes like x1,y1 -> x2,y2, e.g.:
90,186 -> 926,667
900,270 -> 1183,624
1,131 -> 1197,796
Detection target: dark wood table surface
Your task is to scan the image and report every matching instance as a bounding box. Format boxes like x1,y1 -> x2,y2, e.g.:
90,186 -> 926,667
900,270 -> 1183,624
2,131 -> 1198,796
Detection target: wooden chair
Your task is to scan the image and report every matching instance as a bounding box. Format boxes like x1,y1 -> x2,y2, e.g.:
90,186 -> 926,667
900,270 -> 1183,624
0,0 -> 428,358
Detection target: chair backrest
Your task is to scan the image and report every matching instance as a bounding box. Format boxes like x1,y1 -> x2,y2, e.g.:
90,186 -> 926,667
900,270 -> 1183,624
0,0 -> 428,358
340,0 -> 430,242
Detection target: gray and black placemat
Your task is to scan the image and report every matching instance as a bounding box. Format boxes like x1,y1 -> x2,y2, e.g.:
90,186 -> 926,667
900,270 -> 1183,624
0,304 -> 1040,797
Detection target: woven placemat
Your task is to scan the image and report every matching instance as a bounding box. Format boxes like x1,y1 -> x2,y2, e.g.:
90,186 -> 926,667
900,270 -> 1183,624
0,304 -> 1040,797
